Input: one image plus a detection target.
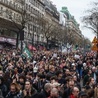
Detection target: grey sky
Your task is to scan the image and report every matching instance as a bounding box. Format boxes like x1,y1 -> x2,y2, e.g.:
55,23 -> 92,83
51,0 -> 96,41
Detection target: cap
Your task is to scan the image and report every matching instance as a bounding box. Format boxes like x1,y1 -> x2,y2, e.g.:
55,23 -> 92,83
52,82 -> 61,87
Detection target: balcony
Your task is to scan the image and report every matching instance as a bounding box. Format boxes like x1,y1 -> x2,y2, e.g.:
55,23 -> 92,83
38,0 -> 45,6
0,0 -> 22,13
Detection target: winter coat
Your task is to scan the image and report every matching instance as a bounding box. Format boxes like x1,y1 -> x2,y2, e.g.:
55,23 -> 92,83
70,94 -> 78,98
24,88 -> 39,98
38,90 -> 50,98
5,90 -> 23,98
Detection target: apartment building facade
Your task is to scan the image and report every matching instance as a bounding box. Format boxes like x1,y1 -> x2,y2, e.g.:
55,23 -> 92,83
43,0 -> 60,48
0,0 -> 22,48
0,0 -> 45,48
61,7 -> 83,45
0,0 -> 83,49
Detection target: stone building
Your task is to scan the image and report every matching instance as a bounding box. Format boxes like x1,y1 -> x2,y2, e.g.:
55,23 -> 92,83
0,0 -> 45,48
60,7 -> 83,45
0,0 -> 83,49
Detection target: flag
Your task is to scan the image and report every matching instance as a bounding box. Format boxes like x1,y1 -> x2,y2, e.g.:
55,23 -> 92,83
22,47 -> 31,58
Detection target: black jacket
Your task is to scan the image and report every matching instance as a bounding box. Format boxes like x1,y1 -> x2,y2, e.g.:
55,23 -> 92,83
63,88 -> 72,98
38,90 -> 50,98
5,91 -> 23,98
24,88 -> 39,98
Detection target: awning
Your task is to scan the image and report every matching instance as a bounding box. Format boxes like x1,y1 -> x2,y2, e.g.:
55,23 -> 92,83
0,36 -> 16,46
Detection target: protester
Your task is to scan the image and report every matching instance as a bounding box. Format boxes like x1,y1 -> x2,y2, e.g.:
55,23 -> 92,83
0,48 -> 97,98
5,82 -> 23,98
38,83 -> 52,98
69,86 -> 80,98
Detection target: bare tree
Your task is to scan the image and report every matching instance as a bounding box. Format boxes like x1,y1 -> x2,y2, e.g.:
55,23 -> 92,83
38,17 -> 56,49
53,26 -> 75,46
4,0 -> 31,49
82,1 -> 98,35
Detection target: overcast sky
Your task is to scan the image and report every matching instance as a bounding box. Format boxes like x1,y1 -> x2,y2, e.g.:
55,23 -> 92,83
50,0 -> 96,41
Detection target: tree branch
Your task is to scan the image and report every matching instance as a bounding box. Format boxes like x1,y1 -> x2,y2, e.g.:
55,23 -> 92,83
84,25 -> 97,34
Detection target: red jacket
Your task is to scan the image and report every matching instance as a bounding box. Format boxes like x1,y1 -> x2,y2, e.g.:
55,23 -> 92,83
70,94 -> 78,98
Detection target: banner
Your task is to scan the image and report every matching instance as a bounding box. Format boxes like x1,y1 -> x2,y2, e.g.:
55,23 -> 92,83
22,47 -> 32,59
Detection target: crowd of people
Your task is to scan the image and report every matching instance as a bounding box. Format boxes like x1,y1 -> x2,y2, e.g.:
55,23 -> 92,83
0,48 -> 98,98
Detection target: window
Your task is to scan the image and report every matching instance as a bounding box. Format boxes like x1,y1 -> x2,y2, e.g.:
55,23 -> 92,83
34,9 -> 35,15
29,5 -> 30,11
34,0 -> 35,6
0,6 -> 3,16
26,4 -> 28,10
5,9 -> 9,18
32,8 -> 34,14
0,0 -> 3,3
36,1 -> 38,8
31,7 -> 33,13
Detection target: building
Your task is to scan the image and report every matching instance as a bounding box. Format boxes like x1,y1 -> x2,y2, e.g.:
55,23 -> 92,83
0,0 -> 45,48
59,12 -> 67,27
16,0 -> 45,45
0,0 -> 22,48
60,7 -> 83,45
42,0 -> 60,49
0,0 -> 83,50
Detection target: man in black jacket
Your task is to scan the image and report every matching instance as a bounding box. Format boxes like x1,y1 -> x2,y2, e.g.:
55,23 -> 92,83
38,83 -> 52,98
63,80 -> 75,98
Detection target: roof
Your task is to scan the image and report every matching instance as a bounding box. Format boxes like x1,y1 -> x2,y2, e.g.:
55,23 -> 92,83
60,7 -> 79,28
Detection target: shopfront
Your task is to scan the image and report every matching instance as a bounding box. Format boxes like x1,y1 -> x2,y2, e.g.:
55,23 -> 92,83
0,36 -> 16,49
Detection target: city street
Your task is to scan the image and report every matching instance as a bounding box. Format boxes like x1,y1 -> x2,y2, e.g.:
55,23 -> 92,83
0,0 -> 98,98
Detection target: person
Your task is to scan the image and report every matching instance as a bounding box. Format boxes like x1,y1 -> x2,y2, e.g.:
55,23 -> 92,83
84,77 -> 95,98
48,88 -> 60,98
0,76 -> 8,97
17,75 -> 25,90
38,83 -> 52,98
77,60 -> 83,79
85,77 -> 95,89
63,80 -> 75,98
0,70 -> 3,77
79,91 -> 88,98
5,82 -> 23,98
69,86 -> 79,98
47,66 -> 56,79
73,75 -> 81,90
91,66 -> 97,83
0,96 -> 4,98
94,83 -> 98,98
52,82 -> 64,98
83,69 -> 92,86
0,89 -> 4,98
23,80 -> 38,98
